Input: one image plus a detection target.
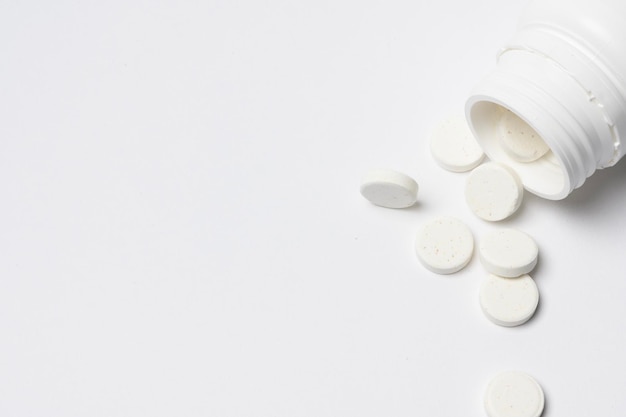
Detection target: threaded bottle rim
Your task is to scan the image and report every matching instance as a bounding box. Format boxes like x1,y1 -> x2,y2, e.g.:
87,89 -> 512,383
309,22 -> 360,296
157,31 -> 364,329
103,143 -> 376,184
466,48 -> 604,200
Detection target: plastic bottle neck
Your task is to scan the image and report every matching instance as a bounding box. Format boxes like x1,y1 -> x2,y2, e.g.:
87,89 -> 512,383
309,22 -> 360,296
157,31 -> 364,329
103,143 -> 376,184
466,27 -> 619,200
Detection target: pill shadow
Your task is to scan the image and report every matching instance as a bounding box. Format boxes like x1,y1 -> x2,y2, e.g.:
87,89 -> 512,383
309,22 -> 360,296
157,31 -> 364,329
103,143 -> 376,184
405,201 -> 424,212
528,248 -> 545,280
505,195 -> 529,223
528,290 -> 544,326
540,390 -> 551,417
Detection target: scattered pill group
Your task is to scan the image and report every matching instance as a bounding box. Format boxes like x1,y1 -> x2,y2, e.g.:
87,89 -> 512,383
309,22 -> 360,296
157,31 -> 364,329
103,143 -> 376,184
430,114 -> 485,172
360,113 -> 547,416
465,162 -> 524,221
479,273 -> 539,327
485,371 -> 545,417
360,168 -> 419,209
415,216 -> 474,274
479,229 -> 538,278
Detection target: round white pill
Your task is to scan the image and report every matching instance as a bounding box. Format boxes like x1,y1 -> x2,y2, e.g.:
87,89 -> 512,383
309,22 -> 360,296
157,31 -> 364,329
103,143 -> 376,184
479,274 -> 539,327
499,109 -> 550,163
430,114 -> 485,172
465,162 -> 524,221
485,371 -> 545,417
479,229 -> 538,278
415,216 -> 474,274
360,169 -> 418,209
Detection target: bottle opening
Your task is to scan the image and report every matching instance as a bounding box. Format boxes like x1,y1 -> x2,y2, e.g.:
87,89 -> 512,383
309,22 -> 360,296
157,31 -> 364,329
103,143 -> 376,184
467,100 -> 569,200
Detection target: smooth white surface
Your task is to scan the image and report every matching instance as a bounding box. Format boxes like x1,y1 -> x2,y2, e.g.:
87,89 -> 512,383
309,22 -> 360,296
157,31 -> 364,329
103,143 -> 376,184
479,228 -> 538,277
360,169 -> 418,208
466,162 -> 524,221
2,1 -> 626,416
430,114 -> 485,172
415,216 -> 474,274
480,274 -> 540,327
485,371 -> 545,417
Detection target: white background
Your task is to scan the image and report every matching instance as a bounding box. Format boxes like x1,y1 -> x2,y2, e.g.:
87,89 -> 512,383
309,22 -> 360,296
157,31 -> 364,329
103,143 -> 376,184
2,1 -> 626,416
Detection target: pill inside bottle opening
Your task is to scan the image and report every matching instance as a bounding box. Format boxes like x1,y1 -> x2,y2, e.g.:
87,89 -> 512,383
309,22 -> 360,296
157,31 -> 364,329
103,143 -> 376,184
498,110 -> 550,163
468,102 -> 566,199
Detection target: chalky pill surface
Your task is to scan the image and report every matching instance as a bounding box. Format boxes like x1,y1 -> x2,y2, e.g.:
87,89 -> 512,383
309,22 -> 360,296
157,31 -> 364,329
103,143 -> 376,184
485,371 -> 545,417
499,109 -> 550,163
360,169 -> 418,208
479,229 -> 538,277
415,216 -> 474,274
466,162 -> 524,221
479,274 -> 539,327
430,114 -> 485,172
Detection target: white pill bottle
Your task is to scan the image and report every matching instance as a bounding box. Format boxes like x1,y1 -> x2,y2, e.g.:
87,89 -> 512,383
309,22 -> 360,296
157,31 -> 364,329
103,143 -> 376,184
466,0 -> 626,199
